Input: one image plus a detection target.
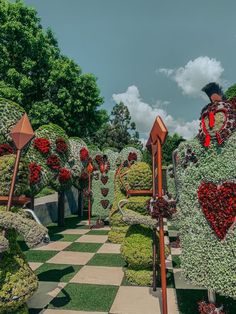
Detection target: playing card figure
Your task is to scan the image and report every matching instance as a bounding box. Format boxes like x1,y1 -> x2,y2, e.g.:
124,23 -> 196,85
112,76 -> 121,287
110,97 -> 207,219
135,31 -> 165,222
169,83 -> 236,299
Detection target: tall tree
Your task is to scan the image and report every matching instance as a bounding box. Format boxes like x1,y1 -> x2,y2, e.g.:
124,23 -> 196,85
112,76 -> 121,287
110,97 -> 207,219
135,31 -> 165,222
225,84 -> 236,100
90,102 -> 142,151
0,0 -> 104,137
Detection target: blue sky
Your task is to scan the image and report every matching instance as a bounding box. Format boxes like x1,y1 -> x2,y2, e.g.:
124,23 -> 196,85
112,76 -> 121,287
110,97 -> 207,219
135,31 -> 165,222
24,0 -> 236,139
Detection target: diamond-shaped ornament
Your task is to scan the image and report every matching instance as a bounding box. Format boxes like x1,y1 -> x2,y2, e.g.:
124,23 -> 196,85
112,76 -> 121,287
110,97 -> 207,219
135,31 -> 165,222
10,113 -> 34,149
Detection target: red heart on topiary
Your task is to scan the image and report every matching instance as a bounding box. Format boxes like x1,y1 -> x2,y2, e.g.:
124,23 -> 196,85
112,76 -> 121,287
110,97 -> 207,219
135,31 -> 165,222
101,188 -> 109,197
100,200 -> 109,209
198,181 -> 236,240
101,176 -> 108,185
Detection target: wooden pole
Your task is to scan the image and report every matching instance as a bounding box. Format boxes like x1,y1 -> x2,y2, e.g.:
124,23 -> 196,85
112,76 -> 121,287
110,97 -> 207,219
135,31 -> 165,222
151,144 -> 157,291
88,173 -> 91,226
157,137 -> 168,314
6,149 -> 21,211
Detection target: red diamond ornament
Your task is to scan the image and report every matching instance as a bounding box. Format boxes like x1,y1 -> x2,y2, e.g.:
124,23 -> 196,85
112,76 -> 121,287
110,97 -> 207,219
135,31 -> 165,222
10,113 -> 34,149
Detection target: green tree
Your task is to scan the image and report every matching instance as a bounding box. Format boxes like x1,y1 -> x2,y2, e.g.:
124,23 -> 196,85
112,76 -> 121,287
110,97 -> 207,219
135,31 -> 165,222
0,0 -> 104,137
162,133 -> 184,166
143,133 -> 185,166
225,84 -> 236,100
90,102 -> 142,151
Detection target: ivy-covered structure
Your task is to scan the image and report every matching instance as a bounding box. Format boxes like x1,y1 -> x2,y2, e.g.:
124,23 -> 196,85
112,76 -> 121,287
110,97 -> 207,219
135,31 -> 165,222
167,83 -> 236,299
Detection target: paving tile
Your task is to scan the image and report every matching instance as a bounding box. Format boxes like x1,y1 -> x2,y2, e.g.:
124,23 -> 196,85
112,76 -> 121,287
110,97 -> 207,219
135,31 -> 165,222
97,243 -> 121,254
110,286 -> 179,314
50,234 -> 81,242
171,247 -> 182,255
47,251 -> 94,265
29,262 -> 43,271
165,255 -> 173,269
164,235 -> 170,245
76,235 -> 108,243
27,282 -> 66,309
34,241 -> 71,251
70,266 -> 124,286
42,310 -> 108,314
173,269 -> 204,290
60,229 -> 89,235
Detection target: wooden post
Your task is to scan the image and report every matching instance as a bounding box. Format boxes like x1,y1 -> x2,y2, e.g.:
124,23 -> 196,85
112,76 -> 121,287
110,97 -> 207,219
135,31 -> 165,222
147,116 -> 168,314
88,173 -> 91,226
151,143 -> 157,291
157,137 -> 168,314
58,191 -> 65,227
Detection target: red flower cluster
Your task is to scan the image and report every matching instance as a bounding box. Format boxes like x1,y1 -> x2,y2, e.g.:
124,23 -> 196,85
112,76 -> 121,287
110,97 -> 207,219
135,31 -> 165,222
148,197 -> 176,219
80,148 -> 89,161
198,301 -> 225,314
47,155 -> 60,169
59,168 -> 71,183
128,152 -> 137,162
198,181 -> 236,240
34,138 -> 51,154
56,138 -> 68,153
29,162 -> 41,184
0,143 -> 13,156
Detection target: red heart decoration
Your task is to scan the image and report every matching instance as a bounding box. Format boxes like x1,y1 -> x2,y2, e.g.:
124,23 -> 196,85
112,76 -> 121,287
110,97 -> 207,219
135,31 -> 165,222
101,176 -> 108,185
198,181 -> 236,240
100,200 -> 109,209
101,188 -> 109,197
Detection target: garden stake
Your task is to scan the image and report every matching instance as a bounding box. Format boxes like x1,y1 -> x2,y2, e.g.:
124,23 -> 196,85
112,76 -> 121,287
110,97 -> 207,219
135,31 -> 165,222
6,113 -> 34,212
87,162 -> 94,227
148,116 -> 168,314
151,143 -> 157,291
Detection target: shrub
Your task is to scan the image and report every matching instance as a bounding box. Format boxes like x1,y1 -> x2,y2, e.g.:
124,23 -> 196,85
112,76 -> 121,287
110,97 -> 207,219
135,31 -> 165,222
127,162 -> 152,190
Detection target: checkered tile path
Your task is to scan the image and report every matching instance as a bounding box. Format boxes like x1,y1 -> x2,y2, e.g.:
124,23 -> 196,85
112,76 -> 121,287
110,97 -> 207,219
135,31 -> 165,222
19,216 -> 234,314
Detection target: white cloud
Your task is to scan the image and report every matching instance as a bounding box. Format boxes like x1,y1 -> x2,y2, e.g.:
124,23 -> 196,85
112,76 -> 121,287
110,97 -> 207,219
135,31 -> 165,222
112,85 -> 199,140
159,56 -> 224,96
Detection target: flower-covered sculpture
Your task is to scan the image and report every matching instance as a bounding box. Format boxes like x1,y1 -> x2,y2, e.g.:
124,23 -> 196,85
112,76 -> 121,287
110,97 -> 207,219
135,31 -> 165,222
168,83 -> 236,299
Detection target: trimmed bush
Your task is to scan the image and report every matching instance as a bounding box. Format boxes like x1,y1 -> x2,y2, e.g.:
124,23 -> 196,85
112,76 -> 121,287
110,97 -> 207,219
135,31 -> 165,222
124,268 -> 153,286
127,162 -> 152,190
124,196 -> 150,215
121,224 -> 155,270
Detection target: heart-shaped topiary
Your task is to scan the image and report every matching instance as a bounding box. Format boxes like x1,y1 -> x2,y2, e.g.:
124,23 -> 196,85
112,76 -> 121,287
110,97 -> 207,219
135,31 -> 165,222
198,181 -> 236,240
101,188 -> 109,197
100,200 -> 109,209
101,175 -> 108,185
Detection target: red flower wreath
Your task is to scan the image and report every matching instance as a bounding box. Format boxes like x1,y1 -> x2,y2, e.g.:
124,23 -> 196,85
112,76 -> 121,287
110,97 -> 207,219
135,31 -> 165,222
34,138 -> 51,154
0,143 -> 13,156
80,147 -> 89,161
56,138 -> 68,153
47,154 -> 60,169
29,162 -> 41,185
59,168 -> 71,183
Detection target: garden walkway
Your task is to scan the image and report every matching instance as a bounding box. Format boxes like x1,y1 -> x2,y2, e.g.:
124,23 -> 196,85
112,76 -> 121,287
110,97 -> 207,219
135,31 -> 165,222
19,216 -> 223,314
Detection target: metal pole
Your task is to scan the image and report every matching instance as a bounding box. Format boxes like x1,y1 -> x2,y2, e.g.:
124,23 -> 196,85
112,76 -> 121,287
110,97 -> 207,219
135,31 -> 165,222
6,149 -> 21,211
157,137 -> 168,314
151,144 -> 157,291
88,173 -> 91,226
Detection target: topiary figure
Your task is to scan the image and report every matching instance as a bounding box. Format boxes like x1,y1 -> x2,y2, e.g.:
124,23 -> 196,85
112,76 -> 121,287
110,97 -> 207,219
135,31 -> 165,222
126,162 -> 152,191
169,83 -> 236,300
0,156 -> 48,314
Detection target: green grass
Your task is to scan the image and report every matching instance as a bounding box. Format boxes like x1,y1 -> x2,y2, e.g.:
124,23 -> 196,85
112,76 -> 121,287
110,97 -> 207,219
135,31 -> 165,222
35,186 -> 55,198
172,255 -> 181,268
87,253 -> 126,267
87,229 -> 109,235
48,283 -> 119,312
49,233 -> 80,242
35,263 -> 81,282
176,289 -> 236,314
64,242 -> 102,253
24,250 -> 57,262
156,269 -> 175,288
17,240 -> 29,252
